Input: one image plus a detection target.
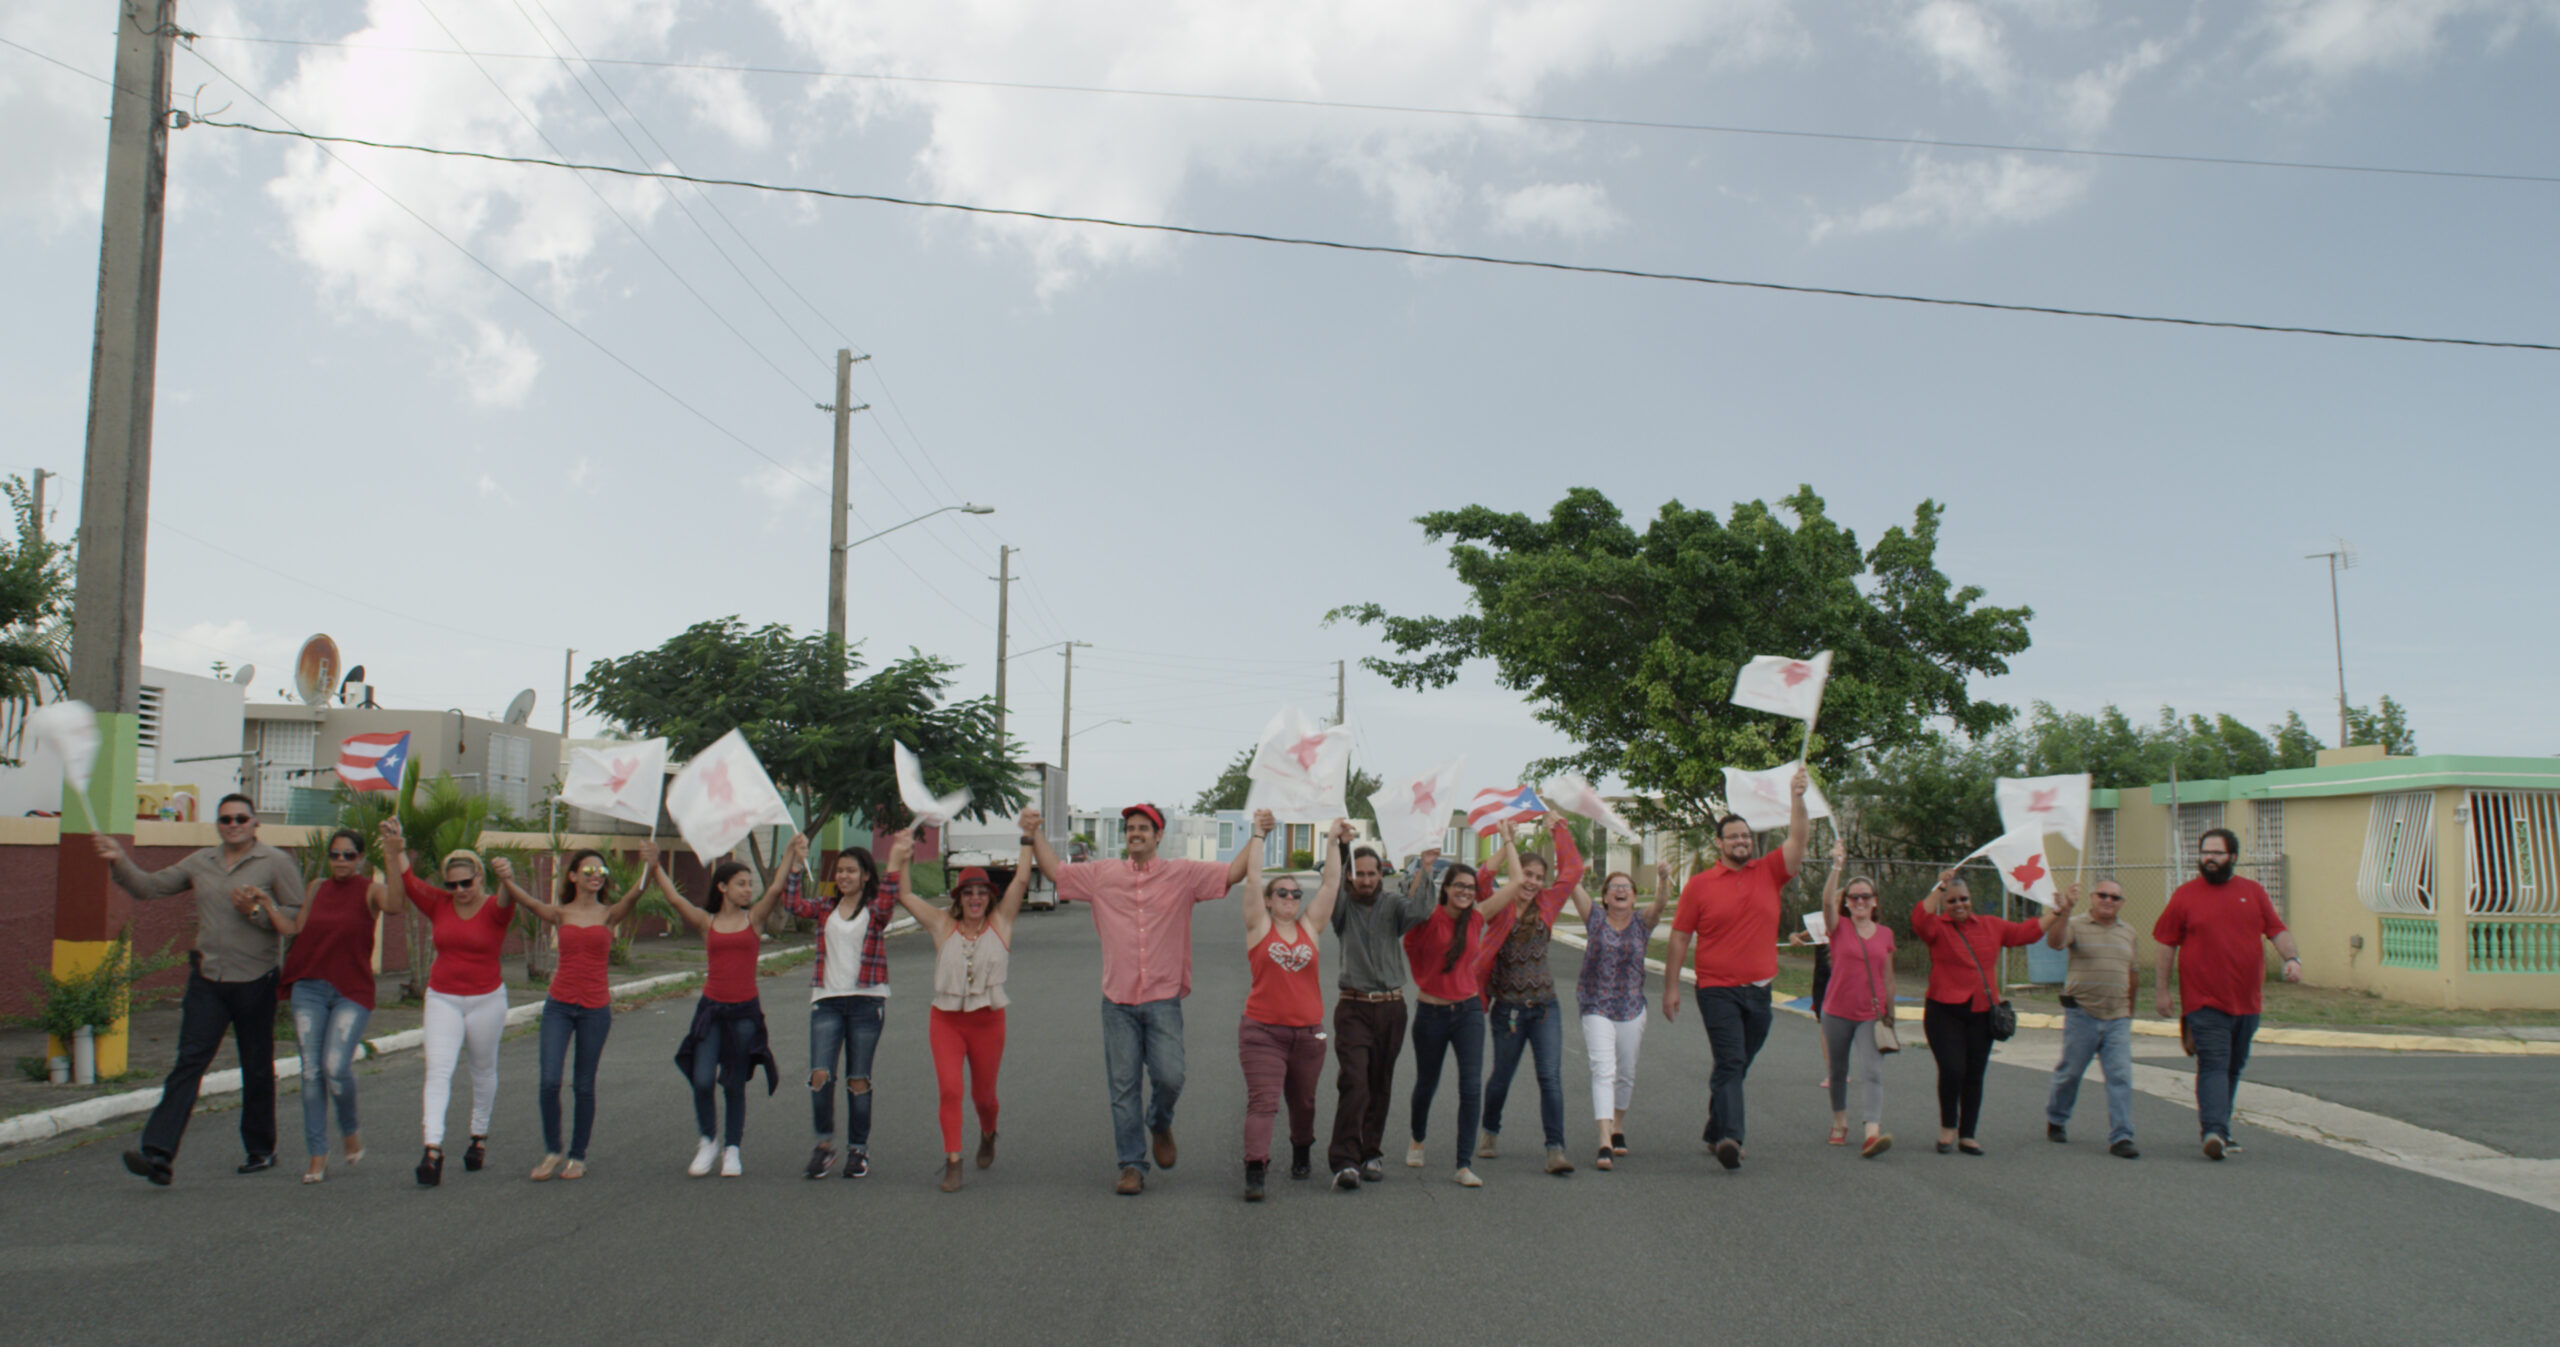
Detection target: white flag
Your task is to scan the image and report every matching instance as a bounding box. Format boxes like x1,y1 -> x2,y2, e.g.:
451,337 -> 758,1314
1718,761 -> 1833,832
1995,773 -> 2091,851
560,738 -> 668,828
1544,772 -> 1636,839
1730,651 -> 1832,722
1802,910 -> 1829,945
664,729 -> 793,862
28,700 -> 101,796
1242,706 -> 1353,824
1962,827 -> 2061,909
894,741 -> 973,827
1369,756 -> 1464,864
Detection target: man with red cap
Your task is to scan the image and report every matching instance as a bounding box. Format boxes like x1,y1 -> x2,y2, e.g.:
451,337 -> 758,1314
1024,802 -> 1273,1194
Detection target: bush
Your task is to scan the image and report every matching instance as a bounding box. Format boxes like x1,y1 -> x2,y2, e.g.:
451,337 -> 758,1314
1287,849 -> 1314,871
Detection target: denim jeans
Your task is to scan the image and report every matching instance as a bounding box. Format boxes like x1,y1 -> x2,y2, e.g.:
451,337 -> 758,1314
289,979 -> 370,1158
538,1000 -> 612,1159
691,1015 -> 758,1147
1408,999 -> 1486,1169
142,967 -> 279,1162
2186,1007 -> 2260,1142
809,995 -> 885,1147
1698,984 -> 1773,1146
1482,996 -> 1567,1149
2046,1007 -> 2135,1145
1100,997 -> 1186,1170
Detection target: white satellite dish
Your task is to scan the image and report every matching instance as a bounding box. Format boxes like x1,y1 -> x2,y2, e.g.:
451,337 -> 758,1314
233,664 -> 255,686
502,689 -> 537,726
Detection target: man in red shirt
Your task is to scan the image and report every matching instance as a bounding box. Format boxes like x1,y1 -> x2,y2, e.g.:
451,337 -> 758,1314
2152,827 -> 2301,1160
1664,766 -> 1809,1170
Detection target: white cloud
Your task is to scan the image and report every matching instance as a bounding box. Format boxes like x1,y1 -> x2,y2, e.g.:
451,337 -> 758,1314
0,1 -> 258,230
141,619 -> 300,692
1484,181 -> 1625,239
669,57 -> 772,149
2251,0 -> 2554,79
2058,36 -> 2173,137
1904,0 -> 2019,97
1812,153 -> 2090,239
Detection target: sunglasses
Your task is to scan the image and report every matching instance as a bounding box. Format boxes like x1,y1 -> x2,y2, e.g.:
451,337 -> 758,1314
327,849 -> 361,861
444,876 -> 477,891
576,865 -> 609,877
1270,888 -> 1302,899
217,814 -> 254,825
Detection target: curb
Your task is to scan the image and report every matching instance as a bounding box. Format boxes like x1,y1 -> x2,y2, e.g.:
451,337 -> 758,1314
0,926 -> 900,1152
1545,926 -> 2560,1057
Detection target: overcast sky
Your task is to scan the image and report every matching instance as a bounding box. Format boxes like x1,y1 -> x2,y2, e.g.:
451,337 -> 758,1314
5,0 -> 2555,814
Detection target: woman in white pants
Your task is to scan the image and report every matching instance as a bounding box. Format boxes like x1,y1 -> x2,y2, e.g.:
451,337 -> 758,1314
1573,863 -> 1669,1170
383,822 -> 519,1187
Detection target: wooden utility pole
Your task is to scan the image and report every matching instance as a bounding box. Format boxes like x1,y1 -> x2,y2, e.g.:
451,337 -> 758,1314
1058,641 -> 1092,778
30,469 -> 53,543
993,545 -> 1013,745
1334,659 -> 1345,724
826,350 -> 852,641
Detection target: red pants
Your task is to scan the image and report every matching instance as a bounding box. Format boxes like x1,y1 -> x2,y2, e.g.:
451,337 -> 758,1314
929,1006 -> 1005,1154
1239,1018 -> 1326,1165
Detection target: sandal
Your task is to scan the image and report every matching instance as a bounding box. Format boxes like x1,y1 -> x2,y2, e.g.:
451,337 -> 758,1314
530,1153 -> 563,1182
1828,1124 -> 1849,1147
416,1146 -> 443,1187
301,1160 -> 327,1185
561,1159 -> 586,1181
1595,1147 -> 1614,1171
463,1136 -> 487,1173
1610,1132 -> 1628,1157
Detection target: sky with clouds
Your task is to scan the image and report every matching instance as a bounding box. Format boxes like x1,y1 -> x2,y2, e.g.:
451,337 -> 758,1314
3,0 -> 2554,814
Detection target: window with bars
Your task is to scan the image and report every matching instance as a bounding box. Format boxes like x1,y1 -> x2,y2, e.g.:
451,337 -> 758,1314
2467,789 -> 2560,917
2251,800 -> 2287,914
2086,810 -> 2116,874
487,732 -> 532,814
2355,792 -> 2435,914
135,685 -> 164,783
2175,802 -> 2226,864
254,721 -> 315,812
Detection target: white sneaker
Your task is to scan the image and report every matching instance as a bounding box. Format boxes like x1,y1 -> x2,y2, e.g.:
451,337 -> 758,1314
720,1145 -> 743,1178
687,1136 -> 719,1177
1405,1142 -> 1427,1168
1453,1167 -> 1483,1188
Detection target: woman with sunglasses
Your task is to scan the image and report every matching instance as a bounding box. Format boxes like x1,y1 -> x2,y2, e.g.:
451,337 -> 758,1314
782,837 -> 902,1181
510,840 -> 672,1180
1400,837 -> 1526,1187
665,834 -> 805,1178
1572,860 -> 1671,1171
887,827 -> 1031,1193
380,820 -> 519,1188
1818,834 -> 1896,1158
273,823 -> 400,1183
1912,868 -> 2060,1155
1235,819 -> 1348,1202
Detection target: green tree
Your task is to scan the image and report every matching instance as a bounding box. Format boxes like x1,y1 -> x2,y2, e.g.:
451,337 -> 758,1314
2346,696 -> 2417,756
572,618 -> 1021,835
1329,486 -> 2034,827
0,475 -> 74,767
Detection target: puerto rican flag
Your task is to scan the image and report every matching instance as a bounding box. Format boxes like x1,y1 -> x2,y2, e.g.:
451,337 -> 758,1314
334,731 -> 411,793
1467,784 -> 1546,837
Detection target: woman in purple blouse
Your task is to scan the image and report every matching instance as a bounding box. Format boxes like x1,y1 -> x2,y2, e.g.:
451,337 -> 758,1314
1573,861 -> 1670,1170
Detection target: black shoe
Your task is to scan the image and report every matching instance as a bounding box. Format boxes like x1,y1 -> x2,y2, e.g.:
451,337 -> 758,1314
1713,1139 -> 1741,1171
1958,1140 -> 1986,1156
1290,1144 -> 1312,1180
841,1149 -> 870,1179
1358,1159 -> 1384,1183
462,1136 -> 487,1173
1244,1160 -> 1267,1202
236,1153 -> 276,1175
416,1147 -> 443,1187
2110,1140 -> 2140,1159
1610,1131 -> 1628,1156
1935,1141 -> 1954,1154
123,1149 -> 172,1186
2047,1124 -> 2068,1144
805,1145 -> 835,1180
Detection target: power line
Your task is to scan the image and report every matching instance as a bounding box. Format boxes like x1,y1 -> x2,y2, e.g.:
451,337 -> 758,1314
180,33 -> 2560,189
184,119 -> 2560,354
150,517 -> 562,651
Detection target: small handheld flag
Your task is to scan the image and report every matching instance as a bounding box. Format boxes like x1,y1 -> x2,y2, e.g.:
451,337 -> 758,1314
334,732 -> 412,794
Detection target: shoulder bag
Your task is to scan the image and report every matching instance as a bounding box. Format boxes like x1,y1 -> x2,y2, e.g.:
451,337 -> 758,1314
1952,919 -> 2017,1041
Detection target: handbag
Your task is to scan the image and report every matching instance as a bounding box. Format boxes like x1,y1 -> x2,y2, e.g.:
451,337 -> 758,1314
1952,918 -> 2017,1041
1857,926 -> 1901,1054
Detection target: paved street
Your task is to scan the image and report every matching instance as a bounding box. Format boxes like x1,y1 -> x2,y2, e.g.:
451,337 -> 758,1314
4,902 -> 2555,1347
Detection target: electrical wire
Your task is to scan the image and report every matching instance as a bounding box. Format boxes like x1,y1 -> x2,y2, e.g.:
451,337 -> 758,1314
149,516 -> 562,651
181,119 -> 2560,353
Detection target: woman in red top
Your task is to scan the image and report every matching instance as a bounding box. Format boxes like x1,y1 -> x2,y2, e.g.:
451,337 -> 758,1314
664,836 -> 802,1178
511,839 -> 674,1180
274,823 -> 399,1183
1400,839 -> 1526,1187
1910,871 -> 2060,1154
1235,818 -> 1348,1202
381,820 -> 519,1188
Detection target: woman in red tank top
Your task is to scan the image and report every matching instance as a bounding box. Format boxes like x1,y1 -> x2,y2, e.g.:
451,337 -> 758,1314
663,835 -> 802,1178
275,823 -> 400,1183
1236,819 -> 1348,1201
511,839 -> 677,1180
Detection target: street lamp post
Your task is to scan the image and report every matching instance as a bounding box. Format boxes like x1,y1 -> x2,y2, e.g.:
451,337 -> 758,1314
828,503 -> 994,640
2305,541 -> 2357,748
1064,717 -> 1129,781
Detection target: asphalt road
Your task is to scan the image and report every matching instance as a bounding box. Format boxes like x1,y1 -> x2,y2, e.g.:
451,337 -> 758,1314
2146,1051 -> 2560,1159
3,901 -> 2555,1347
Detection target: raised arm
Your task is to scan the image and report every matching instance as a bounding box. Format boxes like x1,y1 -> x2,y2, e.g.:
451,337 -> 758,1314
1642,858 -> 1672,928
884,829 -> 952,939
486,856 -> 527,914
746,834 -> 808,926
378,817 -> 413,878
1225,808 -> 1276,889
1019,807 -> 1064,884
992,841 -> 1035,936
2043,886 -> 2080,949
1919,867 -> 1958,918
1820,831 -> 1847,933
603,840 -> 660,925
1302,819 -> 1350,932
658,860 -> 717,935
1477,837 -> 1529,918
369,869 -> 398,918
1779,765 -> 1812,876
1568,877 -> 1593,925
499,857 -> 565,924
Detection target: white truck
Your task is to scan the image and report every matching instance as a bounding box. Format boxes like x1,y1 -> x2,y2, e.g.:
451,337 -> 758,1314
941,761 -> 1070,912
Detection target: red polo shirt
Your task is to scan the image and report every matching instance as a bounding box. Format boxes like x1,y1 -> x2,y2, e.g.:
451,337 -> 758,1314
1672,852 -> 1794,987
2154,876 -> 2286,1016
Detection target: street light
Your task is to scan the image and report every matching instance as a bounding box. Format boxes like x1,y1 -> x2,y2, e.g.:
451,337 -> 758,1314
829,504 -> 995,639
2305,539 -> 2356,748
845,502 -> 995,549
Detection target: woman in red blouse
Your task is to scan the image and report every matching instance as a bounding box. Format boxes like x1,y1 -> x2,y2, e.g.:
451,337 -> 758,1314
1400,838 -> 1526,1188
511,840 -> 674,1180
381,821 -> 518,1188
664,837 -> 802,1178
1910,871 -> 2061,1154
1235,819 -> 1348,1202
274,823 -> 400,1183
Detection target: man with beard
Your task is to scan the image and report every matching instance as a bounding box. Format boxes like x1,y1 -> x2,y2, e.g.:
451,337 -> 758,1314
2153,827 -> 2301,1160
1664,766 -> 1810,1171
1324,840 -> 1441,1191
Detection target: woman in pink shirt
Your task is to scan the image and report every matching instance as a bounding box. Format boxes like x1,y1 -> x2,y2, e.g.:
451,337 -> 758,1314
1236,819 -> 1347,1202
1817,838 -> 1896,1159
1400,839 -> 1526,1188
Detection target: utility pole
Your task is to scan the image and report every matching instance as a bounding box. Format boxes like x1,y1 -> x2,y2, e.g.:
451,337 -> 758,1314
821,348 -> 870,642
993,545 -> 1014,746
30,469 -> 53,543
57,0 -> 181,1082
1059,641 -> 1092,777
1334,658 -> 1345,725
2306,544 -> 2355,747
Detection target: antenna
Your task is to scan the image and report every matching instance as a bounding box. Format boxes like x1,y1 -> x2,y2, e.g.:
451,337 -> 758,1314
2336,537 -> 2358,570
503,689 -> 537,726
293,635 -> 340,708
339,664 -> 367,704
233,664 -> 255,686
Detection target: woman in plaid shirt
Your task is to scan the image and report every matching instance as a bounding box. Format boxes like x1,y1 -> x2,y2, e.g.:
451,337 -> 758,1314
784,838 -> 903,1179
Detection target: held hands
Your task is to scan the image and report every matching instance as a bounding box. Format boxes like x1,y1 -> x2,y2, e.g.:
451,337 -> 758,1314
784,834 -> 809,868
888,827 -> 915,872
638,838 -> 659,870
227,885 -> 262,916
1251,808 -> 1275,839
1330,818 -> 1354,846
490,856 -> 515,885
1018,806 -> 1043,838
1415,847 -> 1441,873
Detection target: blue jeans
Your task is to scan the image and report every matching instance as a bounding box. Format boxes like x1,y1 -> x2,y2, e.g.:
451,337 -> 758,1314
289,979 -> 370,1159
2045,1007 -> 2135,1145
1482,996 -> 1567,1149
1100,998 -> 1186,1170
809,996 -> 885,1147
1408,999 -> 1486,1168
2186,1007 -> 2260,1142
1699,984 -> 1773,1146
538,1000 -> 613,1159
691,1017 -> 758,1147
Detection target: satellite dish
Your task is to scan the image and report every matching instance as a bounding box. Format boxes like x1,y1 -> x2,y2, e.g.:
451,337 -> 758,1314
293,635 -> 340,708
502,689 -> 537,726
233,664 -> 255,686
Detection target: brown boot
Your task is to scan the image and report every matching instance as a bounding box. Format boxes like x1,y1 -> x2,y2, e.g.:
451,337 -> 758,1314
977,1132 -> 998,1170
1115,1165 -> 1144,1195
1152,1128 -> 1178,1170
939,1157 -> 963,1193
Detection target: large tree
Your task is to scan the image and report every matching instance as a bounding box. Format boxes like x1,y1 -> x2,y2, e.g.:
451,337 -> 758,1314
573,618 -> 1021,832
1329,486 -> 2033,827
0,475 -> 73,766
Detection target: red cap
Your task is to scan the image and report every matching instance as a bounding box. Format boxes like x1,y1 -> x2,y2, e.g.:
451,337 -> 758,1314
953,867 -> 994,893
1121,802 -> 1166,830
